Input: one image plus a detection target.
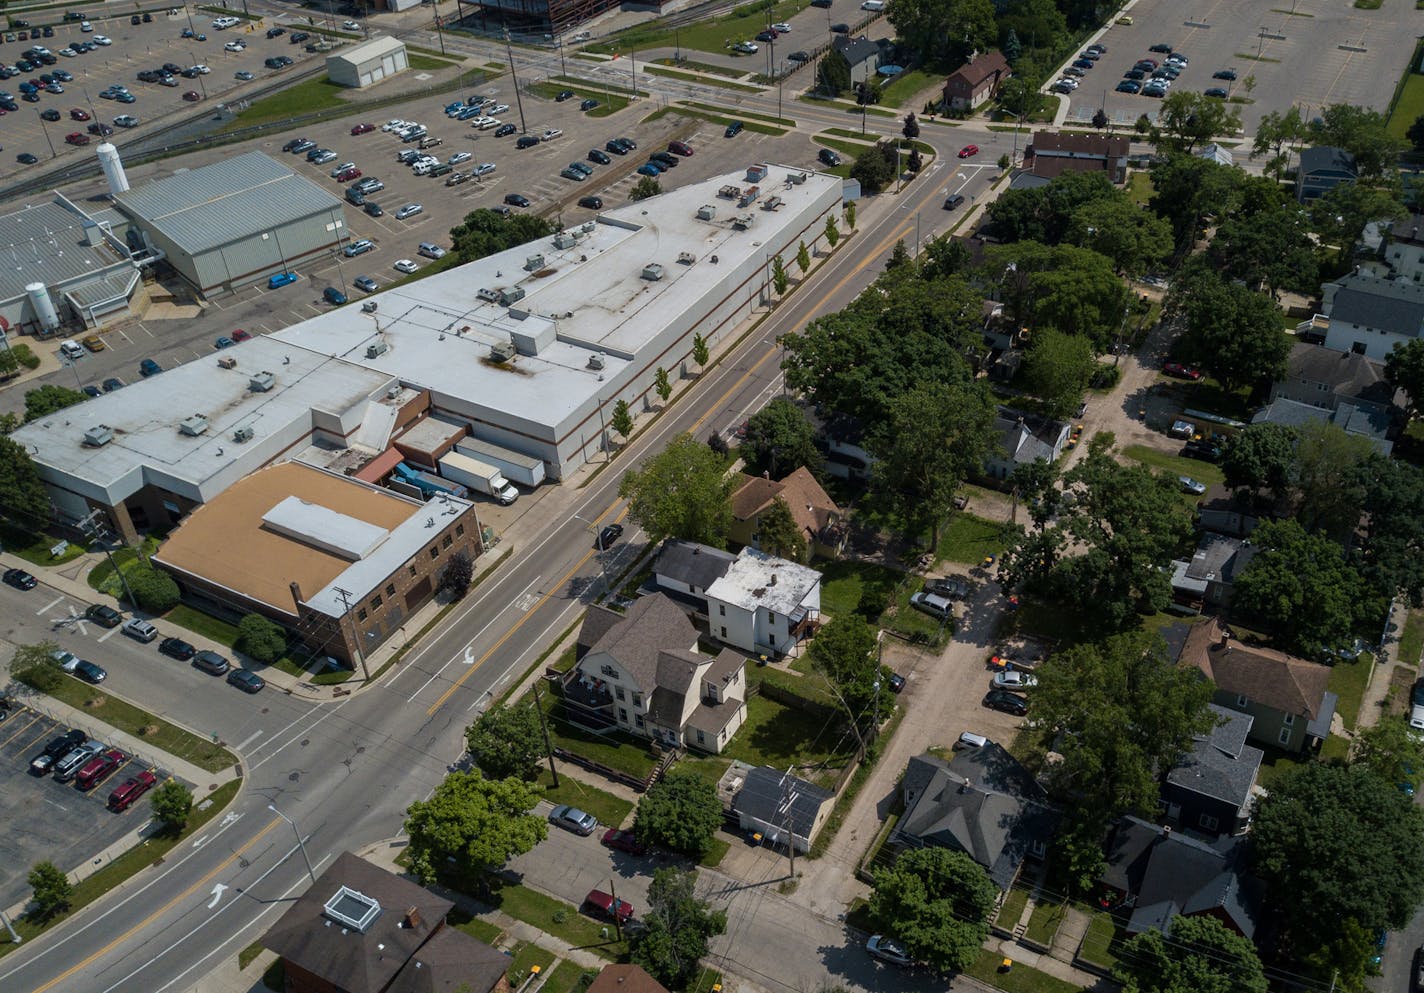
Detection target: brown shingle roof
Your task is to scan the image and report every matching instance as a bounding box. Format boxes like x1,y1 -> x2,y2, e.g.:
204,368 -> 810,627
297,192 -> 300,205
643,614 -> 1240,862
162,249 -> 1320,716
586,965 -> 671,993
945,50 -> 1010,88
1180,618 -> 1332,719
730,466 -> 840,543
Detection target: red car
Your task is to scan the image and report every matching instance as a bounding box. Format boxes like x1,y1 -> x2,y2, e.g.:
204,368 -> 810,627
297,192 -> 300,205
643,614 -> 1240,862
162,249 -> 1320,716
182,90 -> 201,102
335,166 -> 362,182
69,107 -> 89,120
350,122 -> 375,135
230,328 -> 252,342
602,828 -> 648,856
1162,361 -> 1203,380
583,889 -> 634,924
108,769 -> 157,810
958,144 -> 979,158
668,140 -> 694,157
75,748 -> 124,791
64,132 -> 89,145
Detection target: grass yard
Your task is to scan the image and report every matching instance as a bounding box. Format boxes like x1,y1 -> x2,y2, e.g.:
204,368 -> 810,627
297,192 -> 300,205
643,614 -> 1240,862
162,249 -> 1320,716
1024,899 -> 1067,946
642,106 -> 789,137
1123,444 -> 1226,491
1078,912 -> 1128,973
720,693 -> 856,784
680,100 -> 792,127
447,906 -> 505,945
0,522 -> 88,566
936,513 -> 1007,565
408,53 -> 458,71
963,948 -> 1080,993
488,882 -> 626,959
588,0 -> 808,59
818,559 -> 905,624
1328,654 -> 1373,730
164,604 -> 241,648
540,960 -> 595,993
1253,745 -> 1308,788
505,941 -> 557,985
535,768 -> 634,828
876,67 -> 942,108
996,887 -> 1030,929
1400,609 -> 1424,669
1126,171 -> 1154,205
228,77 -> 349,127
698,835 -> 731,869
653,58 -> 749,79
533,688 -> 660,779
86,537 -> 160,593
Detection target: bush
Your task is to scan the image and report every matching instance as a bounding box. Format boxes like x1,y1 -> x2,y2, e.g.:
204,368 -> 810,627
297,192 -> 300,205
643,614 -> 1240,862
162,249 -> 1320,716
236,614 -> 287,663
125,564 -> 180,613
28,861 -> 71,922
1089,363 -> 1122,390
11,343 -> 39,370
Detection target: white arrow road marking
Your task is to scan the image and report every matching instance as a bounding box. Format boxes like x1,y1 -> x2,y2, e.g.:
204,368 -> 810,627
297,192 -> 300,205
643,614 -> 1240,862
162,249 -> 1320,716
463,647 -> 475,665
207,883 -> 227,909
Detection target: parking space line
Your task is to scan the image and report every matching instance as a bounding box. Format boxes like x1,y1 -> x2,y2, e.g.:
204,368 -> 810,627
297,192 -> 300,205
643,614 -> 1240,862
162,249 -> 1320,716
0,713 -> 46,750
37,594 -> 65,616
98,624 -> 120,642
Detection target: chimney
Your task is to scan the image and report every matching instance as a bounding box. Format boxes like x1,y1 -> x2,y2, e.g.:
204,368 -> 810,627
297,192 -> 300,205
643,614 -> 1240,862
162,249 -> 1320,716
289,581 -> 305,611
404,905 -> 423,929
764,469 -> 771,479
770,573 -> 777,586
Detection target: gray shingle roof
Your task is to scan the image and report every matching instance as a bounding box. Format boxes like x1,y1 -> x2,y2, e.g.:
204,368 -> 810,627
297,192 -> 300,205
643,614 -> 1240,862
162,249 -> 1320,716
1166,704 -> 1262,809
1115,821 -> 1262,938
1283,342 -> 1393,403
115,151 -> 343,255
585,593 -> 698,693
1299,145 -> 1357,178
732,765 -> 833,838
1328,272 -> 1424,338
832,35 -> 880,67
653,540 -> 736,592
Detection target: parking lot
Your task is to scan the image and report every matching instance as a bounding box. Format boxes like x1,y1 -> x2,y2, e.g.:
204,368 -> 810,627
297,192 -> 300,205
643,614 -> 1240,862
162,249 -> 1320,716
0,6 -> 331,181
0,703 -> 178,907
1060,0 -> 1420,133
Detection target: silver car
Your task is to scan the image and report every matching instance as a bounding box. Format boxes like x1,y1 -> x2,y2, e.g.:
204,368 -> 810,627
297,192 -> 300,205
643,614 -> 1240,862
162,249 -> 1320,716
549,804 -> 597,835
395,203 -> 423,220
53,740 -> 104,783
866,934 -> 912,967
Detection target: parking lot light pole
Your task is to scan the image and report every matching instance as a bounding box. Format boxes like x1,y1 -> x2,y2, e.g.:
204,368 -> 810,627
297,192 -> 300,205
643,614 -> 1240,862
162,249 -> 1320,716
190,53 -> 207,99
504,28 -> 527,133
37,111 -> 57,159
268,804 -> 316,884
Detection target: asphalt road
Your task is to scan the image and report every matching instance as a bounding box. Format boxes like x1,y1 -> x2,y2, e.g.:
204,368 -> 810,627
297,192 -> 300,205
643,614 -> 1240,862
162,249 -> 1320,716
0,100 -> 977,992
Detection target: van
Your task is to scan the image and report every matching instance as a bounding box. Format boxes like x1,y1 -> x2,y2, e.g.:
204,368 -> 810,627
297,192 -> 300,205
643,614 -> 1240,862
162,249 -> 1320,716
418,135 -> 442,149
428,162 -> 453,177
909,590 -> 954,620
59,340 -> 84,360
412,160 -> 433,176
861,0 -> 884,10
53,740 -> 103,783
122,618 -> 158,643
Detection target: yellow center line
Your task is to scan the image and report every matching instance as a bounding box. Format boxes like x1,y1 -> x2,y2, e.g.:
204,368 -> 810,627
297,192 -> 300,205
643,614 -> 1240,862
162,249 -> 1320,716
27,816 -> 284,993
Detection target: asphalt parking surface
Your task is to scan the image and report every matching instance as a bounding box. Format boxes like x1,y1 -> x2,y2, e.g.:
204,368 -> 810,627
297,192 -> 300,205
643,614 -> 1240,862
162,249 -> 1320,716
1058,0 -> 1420,134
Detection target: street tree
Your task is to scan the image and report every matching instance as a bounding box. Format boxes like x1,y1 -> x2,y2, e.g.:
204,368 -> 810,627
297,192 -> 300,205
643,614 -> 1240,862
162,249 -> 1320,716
1251,106 -> 1308,179
654,366 -> 672,405
692,332 -> 710,369
1068,194 -> 1173,277
755,496 -> 809,562
150,781 -> 194,834
403,770 -> 546,886
630,176 -> 662,201
1251,761 -> 1424,954
451,209 -> 557,262
1167,261 -> 1292,392
1092,107 -> 1108,130
610,399 -> 634,442
1116,914 -> 1268,993
824,214 -> 840,247
1385,338 -> 1424,420
796,240 -> 811,275
465,703 -> 545,781
28,861 -> 71,922
870,847 -> 996,973
816,48 -> 851,96
1353,715 -> 1424,790
24,384 -> 87,422
619,433 -> 733,547
906,147 -> 923,174
634,772 -> 723,858
1231,518 -> 1379,656
868,380 -> 998,550
1308,103 -> 1404,177
886,239 -> 912,272
810,613 -> 881,731
845,201 -> 856,229
849,142 -> 896,193
1357,455 -> 1424,605
771,255 -> 789,296
1292,419 -> 1374,539
1032,629 -> 1215,822
1152,91 -> 1241,153
629,868 -> 727,989
1021,328 -> 1095,420
902,112 -> 920,140
440,549 -> 474,599
739,397 -> 820,479
10,640 -> 63,692
1220,422 -> 1298,499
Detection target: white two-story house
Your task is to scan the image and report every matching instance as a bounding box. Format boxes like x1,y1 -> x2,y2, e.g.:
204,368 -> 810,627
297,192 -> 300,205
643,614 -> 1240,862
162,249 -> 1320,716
1320,270 -> 1424,361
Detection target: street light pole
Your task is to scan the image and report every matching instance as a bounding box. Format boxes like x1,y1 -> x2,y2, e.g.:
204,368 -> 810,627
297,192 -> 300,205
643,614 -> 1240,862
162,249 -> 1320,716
572,513 -> 613,594
191,53 -> 207,99
268,804 -> 317,884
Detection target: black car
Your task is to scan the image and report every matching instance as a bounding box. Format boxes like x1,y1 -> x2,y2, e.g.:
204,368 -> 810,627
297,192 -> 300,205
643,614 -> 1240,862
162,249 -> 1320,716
1212,69 -> 1237,80
74,659 -> 107,683
516,135 -> 540,149
504,193 -> 530,207
282,137 -> 308,152
596,523 -> 624,550
17,153 -> 38,164
267,26 -> 286,37
85,603 -> 122,628
1149,42 -> 1173,53
725,120 -> 743,138
159,637 -> 197,661
787,50 -> 809,61
555,89 -> 574,101
40,108 -> 59,121
102,377 -> 124,392
3,567 -> 37,590
264,56 -> 285,69
40,729 -> 85,760
1203,87 -> 1228,99
1181,440 -> 1222,463
588,148 -> 611,164
942,193 -> 966,210
83,385 -> 102,398
132,14 -> 142,24
831,22 -> 849,32
886,670 -> 906,693
605,138 -> 627,155
817,148 -> 841,167
290,31 -> 310,43
1124,68 -> 1145,80
580,98 -> 599,111
983,689 -> 1029,716
364,201 -> 383,217
494,123 -> 517,137
578,195 -> 604,210
617,136 -> 637,150
926,577 -> 968,599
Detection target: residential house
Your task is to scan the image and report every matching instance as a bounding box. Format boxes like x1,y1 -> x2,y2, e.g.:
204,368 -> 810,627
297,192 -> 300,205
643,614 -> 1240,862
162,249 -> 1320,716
1100,817 -> 1263,938
1383,210 -> 1424,281
261,851 -> 510,993
816,412 -> 873,482
832,35 -> 881,86
1177,617 -> 1337,755
586,966 -> 670,993
1318,269 -> 1424,361
567,593 -> 748,753
1169,533 -> 1257,608
729,466 -> 847,560
1295,146 -> 1357,202
727,762 -> 835,853
1251,395 -> 1394,454
1021,131 -> 1130,184
983,407 -> 1070,482
1194,485 -> 1260,538
1270,342 -> 1400,416
653,541 -> 822,657
941,50 -> 1011,111
1161,705 -> 1263,836
892,746 -> 1059,889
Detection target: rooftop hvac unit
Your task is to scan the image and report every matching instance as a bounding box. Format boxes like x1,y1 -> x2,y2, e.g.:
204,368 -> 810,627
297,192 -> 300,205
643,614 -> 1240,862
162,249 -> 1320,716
83,424 -> 113,447
642,262 -> 665,281
553,231 -> 577,250
739,186 -> 760,207
677,251 -> 696,266
696,204 -> 716,220
233,425 -> 254,443
524,253 -> 545,272
788,171 -> 809,185
249,371 -> 275,392
580,221 -> 596,234
476,287 -> 500,303
498,286 -> 525,306
490,340 -> 516,362
733,214 -> 755,230
588,352 -> 606,370
762,196 -> 783,211
366,340 -> 389,359
217,356 -> 237,370
718,185 -> 741,199
746,164 -> 769,183
179,414 -> 209,437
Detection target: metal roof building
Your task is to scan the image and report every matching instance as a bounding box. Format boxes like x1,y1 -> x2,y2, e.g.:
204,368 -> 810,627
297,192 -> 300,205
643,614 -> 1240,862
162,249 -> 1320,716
326,35 -> 408,88
112,151 -> 348,295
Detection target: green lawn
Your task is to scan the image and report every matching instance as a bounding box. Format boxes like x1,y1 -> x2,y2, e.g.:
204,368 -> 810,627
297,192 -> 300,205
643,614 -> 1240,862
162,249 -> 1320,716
699,835 -> 731,869
447,906 -> 505,945
680,101 -> 791,127
936,513 -> 1007,565
164,604 -> 240,648
1024,899 -> 1066,946
1078,911 -> 1128,973
720,693 -> 856,784
1126,171 -> 1154,205
876,67 -> 942,108
819,558 -> 905,623
588,0 -> 809,58
536,768 -> 634,829
652,58 -> 749,79
540,960 -> 595,993
229,77 -> 350,127
86,537 -> 160,593
533,79 -> 636,116
488,882 -> 626,958
408,52 -> 459,71
963,948 -> 1080,993
506,941 -> 557,985
1123,444 -> 1226,491
996,887 -> 1029,929
1253,745 -> 1307,788
1329,654 -> 1373,731
1400,609 -> 1424,668
531,687 -> 659,779
642,65 -> 761,92
0,522 -> 88,566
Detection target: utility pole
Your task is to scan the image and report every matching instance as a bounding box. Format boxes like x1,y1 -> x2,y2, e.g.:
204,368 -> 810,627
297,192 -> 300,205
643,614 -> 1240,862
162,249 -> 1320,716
779,766 -> 797,877
78,510 -> 135,608
531,680 -> 559,786
332,586 -> 372,681
504,28 -> 528,133
609,878 -> 625,939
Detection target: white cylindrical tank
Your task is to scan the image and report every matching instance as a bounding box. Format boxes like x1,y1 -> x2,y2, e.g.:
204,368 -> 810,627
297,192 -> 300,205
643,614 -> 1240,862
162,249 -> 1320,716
26,282 -> 60,330
96,143 -> 129,196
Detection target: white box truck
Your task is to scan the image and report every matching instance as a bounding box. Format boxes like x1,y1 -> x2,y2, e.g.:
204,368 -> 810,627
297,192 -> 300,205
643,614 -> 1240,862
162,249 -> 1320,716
439,451 -> 518,505
454,438 -> 546,488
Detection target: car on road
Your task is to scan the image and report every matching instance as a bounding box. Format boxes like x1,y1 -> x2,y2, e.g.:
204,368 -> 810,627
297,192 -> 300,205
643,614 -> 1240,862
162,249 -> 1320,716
596,523 -> 624,550
1181,440 -> 1222,463
504,193 -> 530,207
583,889 -> 634,924
817,148 -> 841,167
323,287 -> 347,305
85,603 -> 122,628
992,671 -> 1037,693
343,19 -> 361,29
958,144 -> 979,158
75,748 -> 125,790
159,636 -> 197,660
227,668 -> 266,693
549,804 -> 597,835
73,659 -> 107,683
866,934 -> 912,967
3,567 -> 37,590
983,689 -> 1029,715
941,192 -> 967,210
109,769 -> 157,811
344,239 -> 375,258
578,195 -> 604,210
601,828 -> 647,855
395,203 -> 423,220
193,650 -> 231,676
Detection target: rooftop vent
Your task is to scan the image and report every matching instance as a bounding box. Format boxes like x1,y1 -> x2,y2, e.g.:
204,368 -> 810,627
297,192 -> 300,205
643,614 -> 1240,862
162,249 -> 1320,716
718,185 -> 741,200
366,340 -> 389,359
762,196 -> 783,211
642,262 -> 665,281
323,886 -> 382,934
249,371 -> 275,392
83,424 -> 113,447
553,231 -> 577,250
498,286 -> 525,306
233,425 -> 254,443
581,221 -> 596,234
178,414 -> 209,437
524,253 -> 545,272
588,352 -> 606,370
696,204 -> 716,220
677,251 -> 696,266
490,340 -> 517,362
739,186 -> 760,207
746,164 -> 769,183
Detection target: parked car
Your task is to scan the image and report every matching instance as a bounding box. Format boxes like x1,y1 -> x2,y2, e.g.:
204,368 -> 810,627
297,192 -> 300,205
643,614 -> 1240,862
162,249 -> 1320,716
31,730 -> 86,775
394,203 -> 423,219
159,636 -> 197,660
578,195 -> 604,210
516,135 -> 540,149
669,140 -> 694,156
364,201 -> 383,217
580,98 -> 599,111
866,935 -> 913,967
122,618 -> 158,643
1213,68 -> 1238,80
393,259 -> 418,274
909,591 -> 953,620
601,828 -> 647,855
549,804 -> 597,835
596,523 -> 624,550
724,120 -> 743,137
109,769 -> 158,810
323,287 -> 347,305
53,740 -> 105,782
74,659 -> 107,683
504,193 -> 530,207
1162,361 -> 1202,380
1181,440 -> 1222,463
983,689 -> 1029,715
75,748 -> 125,790
192,650 -> 230,676
139,357 -> 163,377
925,577 -> 968,599
268,271 -> 298,289
418,242 -> 446,260
344,239 -> 374,258
1178,475 -> 1207,495
494,123 -> 517,137
817,148 -> 841,167
227,669 -> 266,693
992,671 -> 1038,693
85,603 -> 122,628
3,567 -> 37,590
583,889 -> 634,924
354,276 -> 378,292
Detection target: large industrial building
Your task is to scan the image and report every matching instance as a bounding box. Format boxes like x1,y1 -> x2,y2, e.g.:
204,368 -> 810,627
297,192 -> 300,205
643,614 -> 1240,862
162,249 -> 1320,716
109,151 -> 348,295
153,461 -> 482,665
326,35 -> 408,88
14,164 -> 845,534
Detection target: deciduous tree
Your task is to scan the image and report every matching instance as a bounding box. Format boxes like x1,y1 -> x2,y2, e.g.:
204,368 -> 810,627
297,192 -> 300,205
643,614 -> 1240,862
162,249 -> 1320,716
440,549 -> 474,599
1310,180 -> 1407,265
692,332 -> 710,368
1308,103 -> 1404,178
989,241 -> 1129,352
450,209 -> 556,262
404,771 -> 546,885
1021,328 -> 1095,420
849,141 -> 896,193
1357,455 -> 1424,605
1292,419 -> 1374,539
610,399 -> 634,441
1220,422 -> 1298,498
810,613 -> 881,730
1166,260 -> 1292,392
824,214 -> 840,247
1116,915 -> 1268,993
619,434 -> 733,547
10,640 -> 64,692
1251,106 -> 1307,179
740,397 -> 820,479
755,496 -> 809,562
465,704 -> 545,781
28,861 -> 71,922
630,176 -> 662,201
771,255 -> 788,296
629,868 -> 727,989
902,112 -> 920,140
1207,203 -> 1319,296
24,384 -> 87,422
1152,90 -> 1241,154
1148,152 -> 1242,250
1068,194 -> 1173,277
1352,715 -> 1424,790
796,241 -> 811,274
0,435 -> 53,527
654,366 -> 672,404
816,48 -> 851,96
634,772 -> 723,858
125,564 -> 180,613
870,847 -> 996,973
150,780 -> 194,834
1385,338 -> 1424,420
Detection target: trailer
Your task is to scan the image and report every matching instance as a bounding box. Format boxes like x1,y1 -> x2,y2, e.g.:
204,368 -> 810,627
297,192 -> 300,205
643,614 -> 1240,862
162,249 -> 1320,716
393,462 -> 469,500
454,438 -> 547,488
439,451 -> 518,505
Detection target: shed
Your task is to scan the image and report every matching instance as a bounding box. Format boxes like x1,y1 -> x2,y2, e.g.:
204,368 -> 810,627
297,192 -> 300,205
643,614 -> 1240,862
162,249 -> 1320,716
731,764 -> 834,853
327,35 -> 408,89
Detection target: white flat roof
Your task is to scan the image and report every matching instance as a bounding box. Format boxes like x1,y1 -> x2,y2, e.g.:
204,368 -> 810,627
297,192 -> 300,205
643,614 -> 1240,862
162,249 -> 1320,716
262,496 -> 389,560
708,548 -> 821,615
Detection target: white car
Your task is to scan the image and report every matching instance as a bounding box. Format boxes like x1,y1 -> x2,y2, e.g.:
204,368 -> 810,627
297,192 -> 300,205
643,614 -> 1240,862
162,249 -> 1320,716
473,162 -> 496,176
541,128 -> 563,140
448,151 -> 472,165
212,15 -> 241,29
393,258 -> 419,273
311,150 -> 339,164
114,114 -> 138,128
992,671 -> 1038,692
80,20 -> 92,31
1056,77 -> 1079,89
224,40 -> 246,52
476,118 -> 502,131
343,19 -> 361,29
488,103 -> 509,114
418,242 -> 447,259
59,48 -> 76,57
192,64 -> 211,74
331,161 -> 357,177
394,203 -> 424,220
734,41 -> 758,54
93,35 -> 111,46
772,22 -> 791,32
382,119 -> 408,132
470,116 -> 495,128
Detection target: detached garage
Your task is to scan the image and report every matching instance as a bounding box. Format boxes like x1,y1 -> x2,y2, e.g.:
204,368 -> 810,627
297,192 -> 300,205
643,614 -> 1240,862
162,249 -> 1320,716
327,35 -> 408,89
